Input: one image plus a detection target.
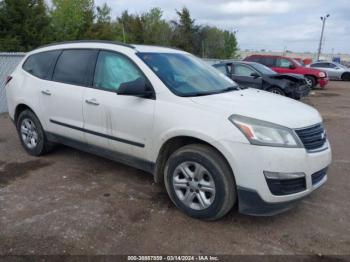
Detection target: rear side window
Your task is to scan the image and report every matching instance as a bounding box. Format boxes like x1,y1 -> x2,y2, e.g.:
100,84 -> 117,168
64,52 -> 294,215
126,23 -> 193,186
53,49 -> 98,86
311,63 -> 327,68
261,57 -> 275,67
247,56 -> 275,67
315,63 -> 336,68
214,64 -> 228,75
246,56 -> 260,63
22,51 -> 60,79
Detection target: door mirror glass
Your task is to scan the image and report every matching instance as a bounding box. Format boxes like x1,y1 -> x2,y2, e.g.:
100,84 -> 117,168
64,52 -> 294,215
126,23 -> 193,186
117,77 -> 153,98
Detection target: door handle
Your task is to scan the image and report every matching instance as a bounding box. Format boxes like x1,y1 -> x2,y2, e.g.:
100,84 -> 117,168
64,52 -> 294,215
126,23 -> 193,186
41,90 -> 51,96
85,98 -> 100,106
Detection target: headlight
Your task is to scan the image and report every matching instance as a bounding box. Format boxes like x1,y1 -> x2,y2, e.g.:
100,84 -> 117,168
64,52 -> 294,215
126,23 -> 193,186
229,115 -> 302,148
318,72 -> 326,78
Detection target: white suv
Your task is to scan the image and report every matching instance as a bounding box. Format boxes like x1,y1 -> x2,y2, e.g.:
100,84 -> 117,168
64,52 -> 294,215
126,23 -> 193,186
5,41 -> 332,220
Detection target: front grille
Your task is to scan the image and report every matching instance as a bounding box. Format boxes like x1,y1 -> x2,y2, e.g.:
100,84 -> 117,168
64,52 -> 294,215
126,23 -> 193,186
266,177 -> 306,196
312,167 -> 328,185
295,124 -> 327,151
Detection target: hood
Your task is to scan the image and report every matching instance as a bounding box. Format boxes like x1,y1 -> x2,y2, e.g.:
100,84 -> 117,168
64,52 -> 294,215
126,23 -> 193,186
190,88 -> 322,129
300,66 -> 324,75
270,73 -> 305,81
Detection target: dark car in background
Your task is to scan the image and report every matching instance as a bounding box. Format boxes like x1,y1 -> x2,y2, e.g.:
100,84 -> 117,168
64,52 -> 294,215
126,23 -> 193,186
213,61 -> 310,100
244,54 -> 328,89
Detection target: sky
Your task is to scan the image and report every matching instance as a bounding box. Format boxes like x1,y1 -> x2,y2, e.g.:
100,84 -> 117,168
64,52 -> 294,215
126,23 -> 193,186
94,0 -> 350,54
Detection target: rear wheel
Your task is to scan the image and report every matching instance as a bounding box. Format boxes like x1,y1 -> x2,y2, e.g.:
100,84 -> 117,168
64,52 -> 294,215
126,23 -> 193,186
341,73 -> 350,81
268,86 -> 286,96
164,144 -> 236,220
305,76 -> 316,89
17,110 -> 54,156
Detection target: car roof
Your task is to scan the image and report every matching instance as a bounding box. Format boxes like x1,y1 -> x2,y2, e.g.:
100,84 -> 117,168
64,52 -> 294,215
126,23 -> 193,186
247,54 -> 287,59
28,40 -> 186,55
214,60 -> 260,66
132,44 -> 185,53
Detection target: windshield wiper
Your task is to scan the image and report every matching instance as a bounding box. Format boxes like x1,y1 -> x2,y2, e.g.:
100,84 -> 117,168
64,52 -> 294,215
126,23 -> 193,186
182,86 -> 239,97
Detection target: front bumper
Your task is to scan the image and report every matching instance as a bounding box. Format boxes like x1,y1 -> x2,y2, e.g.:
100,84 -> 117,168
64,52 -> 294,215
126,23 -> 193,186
292,84 -> 310,99
214,140 -> 332,215
318,77 -> 329,88
237,186 -> 303,216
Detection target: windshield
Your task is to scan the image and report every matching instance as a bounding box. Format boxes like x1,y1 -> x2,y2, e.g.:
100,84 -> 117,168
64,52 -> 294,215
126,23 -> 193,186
291,59 -> 303,67
251,62 -> 277,75
137,52 -> 238,96
333,62 -> 348,69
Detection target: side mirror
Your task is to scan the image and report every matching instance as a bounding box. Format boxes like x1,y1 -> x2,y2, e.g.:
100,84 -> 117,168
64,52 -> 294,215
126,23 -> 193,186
289,64 -> 296,69
117,78 -> 154,98
250,72 -> 260,79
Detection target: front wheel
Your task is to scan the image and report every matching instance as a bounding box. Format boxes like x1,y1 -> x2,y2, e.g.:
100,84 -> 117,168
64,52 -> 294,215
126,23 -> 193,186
268,86 -> 286,96
305,76 -> 316,89
164,144 -> 236,220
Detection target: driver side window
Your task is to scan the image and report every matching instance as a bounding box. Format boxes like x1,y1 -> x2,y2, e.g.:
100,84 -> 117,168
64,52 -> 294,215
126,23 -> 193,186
94,51 -> 144,91
276,58 -> 292,68
233,64 -> 256,77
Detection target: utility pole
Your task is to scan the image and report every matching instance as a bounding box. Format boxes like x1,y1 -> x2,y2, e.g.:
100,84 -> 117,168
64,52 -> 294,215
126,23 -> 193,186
202,40 -> 205,58
122,23 -> 126,43
317,14 -> 330,61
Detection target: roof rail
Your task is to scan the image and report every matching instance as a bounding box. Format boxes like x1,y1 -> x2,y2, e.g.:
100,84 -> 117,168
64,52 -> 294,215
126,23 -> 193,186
38,40 -> 135,49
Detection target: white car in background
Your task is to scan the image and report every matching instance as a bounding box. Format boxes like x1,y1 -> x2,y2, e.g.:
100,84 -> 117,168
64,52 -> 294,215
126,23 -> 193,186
5,41 -> 332,220
308,61 -> 350,81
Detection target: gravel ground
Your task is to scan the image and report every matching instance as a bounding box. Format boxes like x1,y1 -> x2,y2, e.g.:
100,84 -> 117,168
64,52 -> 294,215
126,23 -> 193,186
0,81 -> 349,255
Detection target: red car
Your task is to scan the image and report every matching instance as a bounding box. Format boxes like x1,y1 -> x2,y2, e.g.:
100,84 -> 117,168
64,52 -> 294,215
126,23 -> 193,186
244,55 -> 328,89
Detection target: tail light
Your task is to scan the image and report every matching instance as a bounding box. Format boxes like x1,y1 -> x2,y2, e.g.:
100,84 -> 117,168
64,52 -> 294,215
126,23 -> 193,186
5,76 -> 13,85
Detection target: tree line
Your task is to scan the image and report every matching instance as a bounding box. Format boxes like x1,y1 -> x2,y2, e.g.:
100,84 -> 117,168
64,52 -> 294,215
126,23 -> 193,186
0,0 -> 238,58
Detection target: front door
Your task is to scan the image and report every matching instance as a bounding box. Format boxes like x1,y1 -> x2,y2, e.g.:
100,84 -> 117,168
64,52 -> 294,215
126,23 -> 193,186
273,58 -> 295,74
83,50 -> 155,161
231,64 -> 262,89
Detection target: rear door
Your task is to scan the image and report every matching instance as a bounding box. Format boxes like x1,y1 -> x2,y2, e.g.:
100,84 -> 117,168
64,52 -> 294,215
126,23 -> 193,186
21,50 -> 61,124
310,63 -> 338,79
323,63 -> 340,79
82,50 -> 155,160
231,63 -> 262,89
40,49 -> 98,142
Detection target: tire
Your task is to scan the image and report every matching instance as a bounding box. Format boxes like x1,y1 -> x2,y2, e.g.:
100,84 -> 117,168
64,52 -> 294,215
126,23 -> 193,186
305,75 -> 316,89
268,86 -> 286,96
16,109 -> 54,156
164,144 -> 236,220
341,73 -> 350,81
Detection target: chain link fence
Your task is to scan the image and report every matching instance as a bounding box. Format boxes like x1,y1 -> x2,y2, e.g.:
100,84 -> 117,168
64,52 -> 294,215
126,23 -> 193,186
0,53 -> 26,113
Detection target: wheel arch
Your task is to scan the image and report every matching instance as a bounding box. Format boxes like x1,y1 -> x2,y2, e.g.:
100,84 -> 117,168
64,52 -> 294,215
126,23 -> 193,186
304,74 -> 317,82
14,104 -> 37,124
153,135 -> 235,185
267,85 -> 284,93
341,72 -> 350,81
